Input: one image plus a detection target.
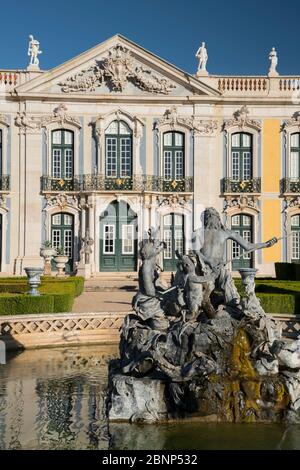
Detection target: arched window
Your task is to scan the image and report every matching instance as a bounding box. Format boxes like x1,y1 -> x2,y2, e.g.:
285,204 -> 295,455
231,214 -> 253,270
290,133 -> 300,178
105,121 -> 132,178
291,215 -> 300,262
231,132 -> 253,180
51,130 -> 74,179
163,132 -> 184,181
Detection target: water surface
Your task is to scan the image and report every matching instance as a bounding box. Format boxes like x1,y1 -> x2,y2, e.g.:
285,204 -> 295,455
0,345 -> 300,450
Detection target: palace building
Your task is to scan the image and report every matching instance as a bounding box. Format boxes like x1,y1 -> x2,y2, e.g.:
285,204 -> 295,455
0,34 -> 300,277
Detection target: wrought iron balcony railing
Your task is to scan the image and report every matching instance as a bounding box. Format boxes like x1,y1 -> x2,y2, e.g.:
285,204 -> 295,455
0,175 -> 10,191
221,177 -> 261,194
280,178 -> 300,194
41,175 -> 194,193
41,176 -> 81,192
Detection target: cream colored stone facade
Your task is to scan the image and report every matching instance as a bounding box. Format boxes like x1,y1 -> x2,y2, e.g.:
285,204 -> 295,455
1,34 -> 300,277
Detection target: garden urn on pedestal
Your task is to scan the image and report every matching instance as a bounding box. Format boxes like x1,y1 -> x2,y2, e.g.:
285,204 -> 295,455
54,249 -> 69,277
24,267 -> 44,296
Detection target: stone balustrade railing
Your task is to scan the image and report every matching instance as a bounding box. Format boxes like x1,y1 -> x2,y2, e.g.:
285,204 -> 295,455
41,174 -> 194,193
217,77 -> 268,94
0,311 -> 298,350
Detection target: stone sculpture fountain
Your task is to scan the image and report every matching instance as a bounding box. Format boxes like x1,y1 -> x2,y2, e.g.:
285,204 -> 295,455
107,208 -> 300,424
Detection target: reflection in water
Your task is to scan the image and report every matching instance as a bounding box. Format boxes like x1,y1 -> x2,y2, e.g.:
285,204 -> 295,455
0,345 -> 117,450
1,345 -> 300,450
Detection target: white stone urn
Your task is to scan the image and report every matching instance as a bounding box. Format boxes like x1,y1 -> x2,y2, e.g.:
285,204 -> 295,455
24,267 -> 44,296
54,255 -> 69,277
40,243 -> 57,276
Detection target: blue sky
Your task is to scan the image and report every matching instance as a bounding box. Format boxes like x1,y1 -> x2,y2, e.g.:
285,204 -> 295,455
0,0 -> 299,75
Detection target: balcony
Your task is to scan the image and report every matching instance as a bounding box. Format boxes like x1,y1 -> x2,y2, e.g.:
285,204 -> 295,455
280,178 -> 300,194
0,175 -> 10,191
41,175 -> 193,193
221,177 -> 261,194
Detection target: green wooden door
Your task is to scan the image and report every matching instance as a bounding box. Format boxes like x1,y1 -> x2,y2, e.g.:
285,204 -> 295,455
231,214 -> 253,270
291,214 -> 300,263
163,213 -> 184,271
51,213 -> 74,273
100,201 -> 137,272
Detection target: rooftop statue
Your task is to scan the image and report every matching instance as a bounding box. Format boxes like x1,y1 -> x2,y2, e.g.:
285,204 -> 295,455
107,207 -> 300,425
196,41 -> 208,76
27,34 -> 42,69
268,46 -> 279,77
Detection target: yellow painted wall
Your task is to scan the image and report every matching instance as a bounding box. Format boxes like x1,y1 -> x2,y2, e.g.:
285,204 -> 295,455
262,199 -> 281,263
262,120 -> 281,193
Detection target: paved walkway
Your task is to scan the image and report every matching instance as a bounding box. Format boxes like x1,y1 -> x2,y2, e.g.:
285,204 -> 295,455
72,290 -> 133,312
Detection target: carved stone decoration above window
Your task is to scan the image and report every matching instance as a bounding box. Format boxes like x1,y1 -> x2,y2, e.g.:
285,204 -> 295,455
40,104 -> 81,129
93,108 -> 144,141
58,44 -> 177,94
284,195 -> 300,209
223,106 -> 261,132
282,112 -> 300,132
0,114 -> 9,127
15,105 -> 81,133
223,194 -> 259,213
156,106 -> 218,135
156,194 -> 192,209
44,193 -> 79,210
15,112 -> 41,132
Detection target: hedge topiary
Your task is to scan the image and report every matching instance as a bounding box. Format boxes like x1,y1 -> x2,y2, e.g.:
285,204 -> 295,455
0,294 -> 54,315
275,262 -> 296,280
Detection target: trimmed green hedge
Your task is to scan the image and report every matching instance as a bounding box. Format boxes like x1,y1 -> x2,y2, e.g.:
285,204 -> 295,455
0,276 -> 84,315
234,279 -> 300,314
0,294 -> 54,315
257,293 -> 299,315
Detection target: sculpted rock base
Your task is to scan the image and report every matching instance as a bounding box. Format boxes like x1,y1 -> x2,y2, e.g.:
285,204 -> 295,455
108,373 -> 167,423
106,210 -> 300,425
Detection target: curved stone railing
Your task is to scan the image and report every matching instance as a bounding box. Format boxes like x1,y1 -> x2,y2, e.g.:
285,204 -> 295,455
0,311 -> 298,351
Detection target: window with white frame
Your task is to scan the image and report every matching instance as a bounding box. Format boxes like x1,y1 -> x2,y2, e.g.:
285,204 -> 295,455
290,133 -> 300,178
163,131 -> 184,180
51,130 -> 74,179
291,214 -> 300,261
122,224 -> 134,254
231,132 -> 253,180
231,214 -> 253,269
105,120 -> 132,178
104,225 -> 115,254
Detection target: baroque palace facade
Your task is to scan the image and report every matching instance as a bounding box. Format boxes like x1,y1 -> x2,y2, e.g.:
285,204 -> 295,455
0,34 -> 300,277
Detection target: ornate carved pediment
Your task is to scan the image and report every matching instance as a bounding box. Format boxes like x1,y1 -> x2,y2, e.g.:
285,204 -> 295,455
0,114 -> 9,127
44,193 -> 79,210
156,106 -> 218,135
15,105 -> 81,132
224,195 -> 259,213
93,108 -> 144,140
223,106 -> 261,132
282,112 -> 300,132
284,195 -> 300,209
41,104 -> 81,129
157,194 -> 191,209
58,44 -> 177,95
